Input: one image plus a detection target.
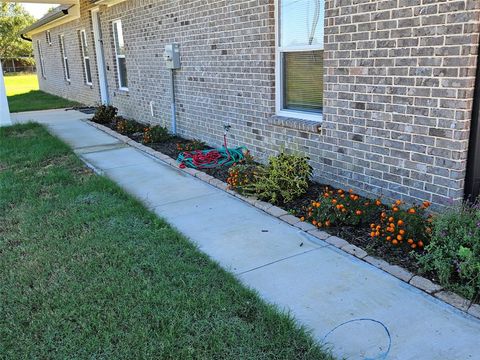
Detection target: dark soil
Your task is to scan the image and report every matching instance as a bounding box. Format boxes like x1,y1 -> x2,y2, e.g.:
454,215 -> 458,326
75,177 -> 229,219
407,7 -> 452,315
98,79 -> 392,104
97,117 -> 441,290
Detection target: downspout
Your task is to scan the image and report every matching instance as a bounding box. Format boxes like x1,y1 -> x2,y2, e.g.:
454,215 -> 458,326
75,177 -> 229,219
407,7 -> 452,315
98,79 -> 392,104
464,39 -> 480,201
170,69 -> 177,135
21,34 -> 32,42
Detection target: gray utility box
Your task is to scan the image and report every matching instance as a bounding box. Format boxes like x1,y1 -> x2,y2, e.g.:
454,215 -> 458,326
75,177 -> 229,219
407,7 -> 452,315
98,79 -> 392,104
164,43 -> 181,70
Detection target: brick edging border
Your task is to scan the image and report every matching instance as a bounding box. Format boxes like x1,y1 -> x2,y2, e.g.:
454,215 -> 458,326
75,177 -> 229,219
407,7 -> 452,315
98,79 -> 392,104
85,119 -> 480,321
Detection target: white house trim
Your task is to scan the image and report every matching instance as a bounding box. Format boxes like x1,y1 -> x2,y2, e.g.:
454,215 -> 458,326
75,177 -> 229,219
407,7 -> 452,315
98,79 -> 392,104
0,62 -> 12,127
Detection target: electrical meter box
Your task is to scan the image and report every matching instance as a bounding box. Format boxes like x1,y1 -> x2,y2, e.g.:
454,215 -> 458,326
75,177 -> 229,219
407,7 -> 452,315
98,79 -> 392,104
164,43 -> 181,69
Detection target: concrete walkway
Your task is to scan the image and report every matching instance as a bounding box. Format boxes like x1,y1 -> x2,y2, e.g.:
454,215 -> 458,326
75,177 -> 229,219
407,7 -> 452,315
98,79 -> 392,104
13,109 -> 480,360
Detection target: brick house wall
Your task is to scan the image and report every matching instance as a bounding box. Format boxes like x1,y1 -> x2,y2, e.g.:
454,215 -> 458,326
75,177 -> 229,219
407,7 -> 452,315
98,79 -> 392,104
32,0 -> 101,106
31,0 -> 480,208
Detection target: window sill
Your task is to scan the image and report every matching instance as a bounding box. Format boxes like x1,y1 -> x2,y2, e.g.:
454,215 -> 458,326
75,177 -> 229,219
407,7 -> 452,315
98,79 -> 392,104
268,114 -> 322,133
115,88 -> 129,96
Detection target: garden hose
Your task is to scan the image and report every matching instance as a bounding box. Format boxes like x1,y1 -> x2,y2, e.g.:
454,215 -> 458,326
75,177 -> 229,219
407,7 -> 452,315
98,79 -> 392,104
177,127 -> 247,169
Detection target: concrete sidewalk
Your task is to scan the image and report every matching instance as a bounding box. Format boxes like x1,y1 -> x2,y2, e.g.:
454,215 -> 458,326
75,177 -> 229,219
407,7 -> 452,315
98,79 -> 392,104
13,109 -> 480,360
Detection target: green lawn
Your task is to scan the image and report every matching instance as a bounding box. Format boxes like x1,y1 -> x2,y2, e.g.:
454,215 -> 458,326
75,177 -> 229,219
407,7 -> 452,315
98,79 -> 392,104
0,123 -> 334,359
5,73 -> 81,113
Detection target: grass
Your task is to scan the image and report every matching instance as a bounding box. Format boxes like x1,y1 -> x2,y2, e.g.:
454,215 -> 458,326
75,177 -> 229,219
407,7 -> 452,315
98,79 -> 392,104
5,73 -> 80,113
0,123 -> 334,359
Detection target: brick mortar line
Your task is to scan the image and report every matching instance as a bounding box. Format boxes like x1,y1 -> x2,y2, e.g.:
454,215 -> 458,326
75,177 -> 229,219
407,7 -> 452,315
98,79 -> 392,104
83,119 -> 480,321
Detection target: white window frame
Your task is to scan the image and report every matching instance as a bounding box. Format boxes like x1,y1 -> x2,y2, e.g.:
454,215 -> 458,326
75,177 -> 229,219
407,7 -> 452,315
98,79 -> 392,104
46,30 -> 52,45
274,0 -> 323,122
80,29 -> 93,85
59,34 -> 70,82
37,40 -> 46,79
112,19 -> 128,91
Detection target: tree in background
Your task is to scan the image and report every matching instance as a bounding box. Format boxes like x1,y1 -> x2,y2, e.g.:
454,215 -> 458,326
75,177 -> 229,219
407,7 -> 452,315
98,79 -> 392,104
0,3 -> 36,69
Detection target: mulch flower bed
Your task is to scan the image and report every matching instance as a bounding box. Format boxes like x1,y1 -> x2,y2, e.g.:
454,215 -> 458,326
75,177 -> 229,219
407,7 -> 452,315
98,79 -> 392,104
284,184 -> 429,276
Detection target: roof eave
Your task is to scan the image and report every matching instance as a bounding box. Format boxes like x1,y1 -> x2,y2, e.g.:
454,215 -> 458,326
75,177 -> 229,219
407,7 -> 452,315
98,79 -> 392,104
21,4 -> 80,37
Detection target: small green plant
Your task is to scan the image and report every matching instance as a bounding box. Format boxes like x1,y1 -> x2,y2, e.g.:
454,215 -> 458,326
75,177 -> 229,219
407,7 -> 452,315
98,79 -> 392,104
115,117 -> 143,135
92,105 -> 117,124
246,152 -> 312,205
143,125 -> 171,143
417,203 -> 480,301
303,188 -> 381,228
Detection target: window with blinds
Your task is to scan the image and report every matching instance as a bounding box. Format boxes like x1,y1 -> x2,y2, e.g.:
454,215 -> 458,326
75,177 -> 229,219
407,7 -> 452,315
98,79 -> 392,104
37,40 -> 46,79
283,50 -> 323,112
59,35 -> 70,82
276,0 -> 324,119
80,30 -> 92,85
112,20 -> 128,90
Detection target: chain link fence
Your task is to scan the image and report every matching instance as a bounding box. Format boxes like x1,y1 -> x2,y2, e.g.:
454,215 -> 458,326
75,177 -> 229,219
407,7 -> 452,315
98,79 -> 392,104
1,58 -> 36,74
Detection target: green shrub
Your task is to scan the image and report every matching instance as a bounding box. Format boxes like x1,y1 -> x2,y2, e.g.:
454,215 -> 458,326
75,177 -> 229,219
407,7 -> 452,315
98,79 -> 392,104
143,125 -> 171,143
92,105 -> 117,125
246,152 -> 312,205
417,203 -> 480,301
115,118 -> 143,135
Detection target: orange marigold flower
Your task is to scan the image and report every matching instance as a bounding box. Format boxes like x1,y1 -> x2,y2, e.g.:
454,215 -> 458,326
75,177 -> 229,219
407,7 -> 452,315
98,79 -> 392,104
422,201 -> 431,208
397,220 -> 404,226
388,217 -> 394,222
370,231 -> 376,237
407,239 -> 414,244
375,200 -> 382,206
392,239 -> 399,245
408,208 -> 416,214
